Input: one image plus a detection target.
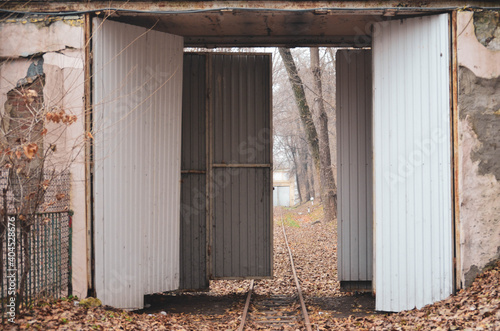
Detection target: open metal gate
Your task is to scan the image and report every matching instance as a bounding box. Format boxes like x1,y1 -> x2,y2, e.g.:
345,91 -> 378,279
336,49 -> 373,292
180,53 -> 272,287
180,54 -> 208,290
93,19 -> 184,309
373,14 -> 453,312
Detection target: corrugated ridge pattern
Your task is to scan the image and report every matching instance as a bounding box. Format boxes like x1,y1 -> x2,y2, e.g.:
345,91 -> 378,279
336,49 -> 373,282
93,18 -> 183,309
211,54 -> 272,278
373,14 -> 452,312
180,54 -> 208,290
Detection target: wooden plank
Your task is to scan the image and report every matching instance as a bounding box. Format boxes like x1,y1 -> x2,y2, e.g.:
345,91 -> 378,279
84,13 -> 93,291
212,164 -> 271,168
451,10 -> 460,293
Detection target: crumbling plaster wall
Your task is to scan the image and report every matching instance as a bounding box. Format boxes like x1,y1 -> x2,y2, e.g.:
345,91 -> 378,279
457,10 -> 500,287
0,17 -> 88,298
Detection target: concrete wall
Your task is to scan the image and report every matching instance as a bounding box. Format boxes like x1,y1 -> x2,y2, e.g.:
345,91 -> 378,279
2,8 -> 499,301
0,17 -> 88,298
457,10 -> 500,287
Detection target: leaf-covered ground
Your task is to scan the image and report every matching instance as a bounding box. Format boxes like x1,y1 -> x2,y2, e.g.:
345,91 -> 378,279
6,203 -> 500,330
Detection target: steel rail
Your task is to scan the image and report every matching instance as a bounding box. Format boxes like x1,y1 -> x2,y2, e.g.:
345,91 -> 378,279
237,279 -> 254,331
238,211 -> 312,330
281,212 -> 313,331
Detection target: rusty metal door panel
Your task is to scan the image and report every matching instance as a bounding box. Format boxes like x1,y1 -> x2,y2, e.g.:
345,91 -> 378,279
210,54 -> 273,279
180,53 -> 272,282
336,50 -> 373,287
180,54 -> 209,290
212,168 -> 272,278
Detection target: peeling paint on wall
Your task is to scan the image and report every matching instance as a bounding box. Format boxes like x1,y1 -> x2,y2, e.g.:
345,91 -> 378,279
3,74 -> 45,148
0,17 -> 87,299
473,11 -> 500,51
458,66 -> 500,287
17,58 -> 44,86
457,11 -> 500,79
457,10 -> 500,288
0,18 -> 84,59
459,66 -> 500,181
2,16 -> 83,27
3,57 -> 45,139
458,113 -> 500,287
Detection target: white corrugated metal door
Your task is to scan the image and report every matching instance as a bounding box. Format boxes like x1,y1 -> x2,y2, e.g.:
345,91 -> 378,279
373,14 -> 453,312
93,19 -> 184,309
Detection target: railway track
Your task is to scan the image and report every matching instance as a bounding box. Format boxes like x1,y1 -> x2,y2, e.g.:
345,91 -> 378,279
237,214 -> 312,331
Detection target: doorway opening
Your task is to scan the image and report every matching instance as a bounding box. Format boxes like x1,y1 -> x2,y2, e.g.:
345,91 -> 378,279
91,11 -> 455,317
152,45 -> 377,324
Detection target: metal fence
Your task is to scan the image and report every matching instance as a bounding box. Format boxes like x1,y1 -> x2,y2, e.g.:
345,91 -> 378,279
0,212 -> 72,321
0,171 -> 72,321
0,170 -> 71,214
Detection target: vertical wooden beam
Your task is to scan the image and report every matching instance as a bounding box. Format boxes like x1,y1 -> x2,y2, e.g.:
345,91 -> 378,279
450,10 -> 461,292
83,13 -> 94,295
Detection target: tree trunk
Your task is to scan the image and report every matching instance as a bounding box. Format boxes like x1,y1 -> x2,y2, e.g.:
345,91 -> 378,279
310,47 -> 337,221
278,47 -> 322,203
289,146 -> 303,203
300,144 -> 313,202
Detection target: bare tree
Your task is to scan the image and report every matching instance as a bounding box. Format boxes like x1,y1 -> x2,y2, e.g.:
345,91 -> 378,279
278,47 -> 322,193
278,47 -> 337,220
310,47 -> 337,220
273,48 -> 316,203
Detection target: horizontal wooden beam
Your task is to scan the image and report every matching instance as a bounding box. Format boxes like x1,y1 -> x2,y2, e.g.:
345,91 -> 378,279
212,163 -> 271,168
3,1 -> 499,13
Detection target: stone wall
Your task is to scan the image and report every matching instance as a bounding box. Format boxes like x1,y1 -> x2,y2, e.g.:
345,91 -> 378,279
457,10 -> 500,287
